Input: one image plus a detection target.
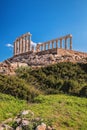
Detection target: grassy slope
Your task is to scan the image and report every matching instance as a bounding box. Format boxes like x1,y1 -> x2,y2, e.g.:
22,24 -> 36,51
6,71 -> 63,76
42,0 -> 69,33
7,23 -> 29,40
0,93 -> 87,130
0,93 -> 28,122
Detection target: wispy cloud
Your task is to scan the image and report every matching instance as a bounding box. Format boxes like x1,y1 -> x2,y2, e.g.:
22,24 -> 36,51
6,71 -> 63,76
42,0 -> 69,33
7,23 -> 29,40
31,41 -> 42,46
31,41 -> 37,46
6,43 -> 13,48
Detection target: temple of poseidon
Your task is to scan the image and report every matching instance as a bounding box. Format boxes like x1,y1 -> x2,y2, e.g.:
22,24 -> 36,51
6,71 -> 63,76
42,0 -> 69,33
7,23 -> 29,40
14,32 -> 72,56
1,32 -> 87,75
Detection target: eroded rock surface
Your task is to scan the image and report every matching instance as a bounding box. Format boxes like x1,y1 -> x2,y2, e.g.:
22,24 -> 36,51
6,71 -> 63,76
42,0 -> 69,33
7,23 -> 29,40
0,49 -> 87,75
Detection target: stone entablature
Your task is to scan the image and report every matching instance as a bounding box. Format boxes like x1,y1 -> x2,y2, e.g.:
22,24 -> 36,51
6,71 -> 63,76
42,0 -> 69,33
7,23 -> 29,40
14,32 -> 72,56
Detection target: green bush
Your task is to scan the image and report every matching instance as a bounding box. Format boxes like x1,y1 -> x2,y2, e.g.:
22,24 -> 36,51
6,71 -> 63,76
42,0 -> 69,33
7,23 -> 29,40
79,86 -> 87,97
15,62 -> 87,97
0,74 -> 40,101
60,80 -> 79,95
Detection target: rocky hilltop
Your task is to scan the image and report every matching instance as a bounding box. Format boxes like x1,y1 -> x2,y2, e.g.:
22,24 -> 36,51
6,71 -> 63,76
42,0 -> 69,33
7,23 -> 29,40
0,48 -> 87,75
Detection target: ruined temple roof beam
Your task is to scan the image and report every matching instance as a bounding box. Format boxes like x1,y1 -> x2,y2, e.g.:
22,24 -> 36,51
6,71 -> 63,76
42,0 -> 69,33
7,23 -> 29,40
42,34 -> 72,44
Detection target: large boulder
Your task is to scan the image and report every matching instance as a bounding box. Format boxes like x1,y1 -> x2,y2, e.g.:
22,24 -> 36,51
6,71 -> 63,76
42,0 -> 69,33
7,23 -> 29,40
35,123 -> 46,130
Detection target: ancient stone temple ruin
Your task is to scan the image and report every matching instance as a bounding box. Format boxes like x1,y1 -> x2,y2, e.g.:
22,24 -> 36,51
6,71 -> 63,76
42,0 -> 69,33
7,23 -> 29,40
1,32 -> 87,75
14,32 -> 72,56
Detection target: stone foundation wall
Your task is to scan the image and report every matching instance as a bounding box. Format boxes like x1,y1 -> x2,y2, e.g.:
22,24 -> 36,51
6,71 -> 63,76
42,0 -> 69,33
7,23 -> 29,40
36,48 -> 58,55
1,48 -> 87,75
8,48 -> 87,66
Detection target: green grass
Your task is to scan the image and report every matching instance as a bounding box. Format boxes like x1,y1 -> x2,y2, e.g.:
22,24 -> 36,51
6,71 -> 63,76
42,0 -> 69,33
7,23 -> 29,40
29,95 -> 87,130
0,93 -> 87,130
0,93 -> 28,122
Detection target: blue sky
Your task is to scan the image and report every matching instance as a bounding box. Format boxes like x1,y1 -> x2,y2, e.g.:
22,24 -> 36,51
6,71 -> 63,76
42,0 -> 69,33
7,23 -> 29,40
0,0 -> 87,61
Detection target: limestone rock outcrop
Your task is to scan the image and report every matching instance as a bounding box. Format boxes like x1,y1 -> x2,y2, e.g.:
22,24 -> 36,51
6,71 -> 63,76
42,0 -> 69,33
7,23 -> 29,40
0,48 -> 87,75
0,60 -> 28,75
8,49 -> 87,66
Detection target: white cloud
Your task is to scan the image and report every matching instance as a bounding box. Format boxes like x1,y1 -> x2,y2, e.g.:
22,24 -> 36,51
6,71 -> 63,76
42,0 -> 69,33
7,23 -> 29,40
31,41 -> 37,46
31,41 -> 42,46
6,43 -> 13,48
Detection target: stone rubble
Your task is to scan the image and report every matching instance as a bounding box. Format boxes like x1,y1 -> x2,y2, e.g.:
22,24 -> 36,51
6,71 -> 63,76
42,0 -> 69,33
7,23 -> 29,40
8,49 -> 87,67
0,110 -> 54,130
0,49 -> 87,75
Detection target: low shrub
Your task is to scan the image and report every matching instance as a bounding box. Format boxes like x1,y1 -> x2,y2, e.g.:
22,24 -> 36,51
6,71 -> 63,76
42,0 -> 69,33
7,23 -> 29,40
60,80 -> 79,95
0,74 -> 40,101
14,62 -> 87,97
79,86 -> 87,97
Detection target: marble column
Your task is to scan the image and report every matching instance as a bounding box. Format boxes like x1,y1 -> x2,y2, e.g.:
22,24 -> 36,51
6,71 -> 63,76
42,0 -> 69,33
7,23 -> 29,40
23,36 -> 25,53
40,45 -> 41,51
17,40 -> 19,54
19,38 -> 22,53
60,39 -> 62,48
28,35 -> 31,51
42,44 -> 44,50
25,36 -> 28,52
14,42 -> 16,55
43,44 -> 44,51
25,36 -> 26,52
18,39 -> 20,54
65,38 -> 67,49
48,42 -> 50,49
70,37 -> 72,50
52,41 -> 54,48
28,36 -> 30,51
56,40 -> 58,48
44,43 -> 46,50
24,36 -> 27,52
21,37 -> 23,53
26,36 -> 28,52
15,41 -> 17,54
41,44 -> 43,51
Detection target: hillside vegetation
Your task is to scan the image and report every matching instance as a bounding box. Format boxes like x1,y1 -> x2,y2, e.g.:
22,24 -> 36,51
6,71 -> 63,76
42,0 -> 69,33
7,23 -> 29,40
0,93 -> 87,130
0,62 -> 87,129
16,62 -> 87,97
0,62 -> 87,101
0,74 -> 40,101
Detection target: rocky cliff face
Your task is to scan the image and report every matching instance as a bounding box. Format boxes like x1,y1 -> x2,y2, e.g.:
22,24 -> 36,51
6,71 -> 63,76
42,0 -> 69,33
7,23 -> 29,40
0,49 -> 87,75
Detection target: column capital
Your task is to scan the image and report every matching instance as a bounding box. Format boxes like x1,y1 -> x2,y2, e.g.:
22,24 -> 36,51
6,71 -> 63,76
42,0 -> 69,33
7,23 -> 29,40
70,34 -> 72,38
